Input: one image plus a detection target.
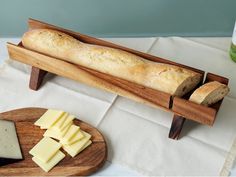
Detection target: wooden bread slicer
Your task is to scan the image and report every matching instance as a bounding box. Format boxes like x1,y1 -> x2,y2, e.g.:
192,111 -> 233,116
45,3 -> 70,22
7,18 -> 229,140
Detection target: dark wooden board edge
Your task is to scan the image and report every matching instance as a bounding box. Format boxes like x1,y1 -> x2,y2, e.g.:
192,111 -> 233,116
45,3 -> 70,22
172,97 -> 217,126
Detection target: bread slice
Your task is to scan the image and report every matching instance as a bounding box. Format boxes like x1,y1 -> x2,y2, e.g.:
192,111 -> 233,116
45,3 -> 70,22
189,81 -> 229,106
22,29 -> 201,97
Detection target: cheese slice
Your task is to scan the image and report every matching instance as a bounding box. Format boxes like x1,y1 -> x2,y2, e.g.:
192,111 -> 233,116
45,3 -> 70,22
43,121 -> 75,141
34,109 -> 65,129
50,112 -> 69,131
78,140 -> 92,154
60,125 -> 80,144
60,114 -> 75,131
59,122 -> 73,137
63,131 -> 91,157
62,130 -> 84,145
43,129 -> 61,140
45,120 -> 73,140
29,137 -> 62,163
0,120 -> 23,166
32,150 -> 65,172
83,140 -> 92,150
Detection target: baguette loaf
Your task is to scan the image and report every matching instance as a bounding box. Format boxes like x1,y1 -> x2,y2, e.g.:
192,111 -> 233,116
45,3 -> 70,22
189,81 -> 229,106
22,29 -> 201,97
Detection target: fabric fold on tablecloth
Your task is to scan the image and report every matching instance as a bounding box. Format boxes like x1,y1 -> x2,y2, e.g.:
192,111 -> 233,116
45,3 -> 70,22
0,60 -> 115,127
0,37 -> 235,176
97,104 -> 227,175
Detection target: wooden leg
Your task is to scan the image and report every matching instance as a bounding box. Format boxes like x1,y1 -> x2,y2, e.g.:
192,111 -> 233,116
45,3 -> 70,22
29,66 -> 47,90
169,115 -> 186,140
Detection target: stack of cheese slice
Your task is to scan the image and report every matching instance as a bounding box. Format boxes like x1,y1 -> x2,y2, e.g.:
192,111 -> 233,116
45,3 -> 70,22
30,137 -> 64,172
29,109 -> 92,172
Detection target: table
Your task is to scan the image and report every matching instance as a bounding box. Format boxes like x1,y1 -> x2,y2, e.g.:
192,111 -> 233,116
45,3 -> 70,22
0,37 -> 235,176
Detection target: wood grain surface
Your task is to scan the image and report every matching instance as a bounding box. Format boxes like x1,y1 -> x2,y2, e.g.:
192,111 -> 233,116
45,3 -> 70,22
0,108 -> 107,176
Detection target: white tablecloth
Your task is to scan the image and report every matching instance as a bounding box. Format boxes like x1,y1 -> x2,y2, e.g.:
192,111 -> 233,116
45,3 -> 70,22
0,37 -> 236,176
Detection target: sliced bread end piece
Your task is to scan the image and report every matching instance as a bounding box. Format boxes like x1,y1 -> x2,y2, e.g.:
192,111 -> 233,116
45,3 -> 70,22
189,81 -> 229,106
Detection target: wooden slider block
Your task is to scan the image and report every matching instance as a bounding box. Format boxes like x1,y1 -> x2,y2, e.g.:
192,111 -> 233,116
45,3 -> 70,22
172,97 -> 216,126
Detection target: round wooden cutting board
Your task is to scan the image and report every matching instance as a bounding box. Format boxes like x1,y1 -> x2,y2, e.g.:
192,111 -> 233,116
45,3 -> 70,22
0,107 -> 107,176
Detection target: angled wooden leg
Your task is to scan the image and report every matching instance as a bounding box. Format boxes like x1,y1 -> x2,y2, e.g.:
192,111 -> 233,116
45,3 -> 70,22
29,66 -> 47,90
169,115 -> 186,140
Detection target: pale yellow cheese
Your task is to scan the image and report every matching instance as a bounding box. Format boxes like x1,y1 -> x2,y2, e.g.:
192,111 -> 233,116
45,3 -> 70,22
62,131 -> 91,157
29,137 -> 62,163
44,120 -> 73,140
62,130 -> 84,145
83,140 -> 92,150
43,129 -> 61,140
43,121 -> 73,140
79,140 -> 92,153
60,125 -> 80,144
32,150 -> 65,172
60,114 -> 75,131
50,112 -> 69,131
34,109 -> 65,129
59,121 -> 73,137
